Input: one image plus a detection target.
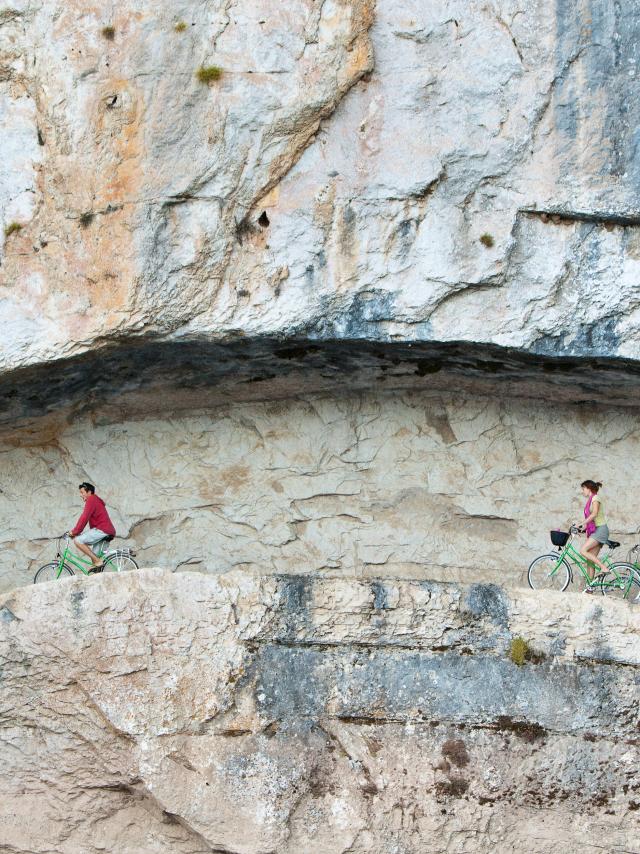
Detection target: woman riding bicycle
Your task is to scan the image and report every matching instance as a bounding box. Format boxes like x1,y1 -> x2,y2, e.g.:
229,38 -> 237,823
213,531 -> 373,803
579,479 -> 609,592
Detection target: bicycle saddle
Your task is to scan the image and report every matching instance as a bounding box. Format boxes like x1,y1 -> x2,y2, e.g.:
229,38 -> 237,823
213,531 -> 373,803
606,540 -> 620,549
103,535 -> 115,542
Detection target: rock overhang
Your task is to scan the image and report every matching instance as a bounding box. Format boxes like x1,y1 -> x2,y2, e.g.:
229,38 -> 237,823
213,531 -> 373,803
3,334 -> 640,439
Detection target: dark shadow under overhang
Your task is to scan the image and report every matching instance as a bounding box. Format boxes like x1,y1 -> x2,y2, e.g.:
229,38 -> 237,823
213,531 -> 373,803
1,336 -> 640,441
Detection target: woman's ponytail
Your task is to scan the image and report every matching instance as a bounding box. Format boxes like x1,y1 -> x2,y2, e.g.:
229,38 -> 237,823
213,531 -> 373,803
581,479 -> 602,493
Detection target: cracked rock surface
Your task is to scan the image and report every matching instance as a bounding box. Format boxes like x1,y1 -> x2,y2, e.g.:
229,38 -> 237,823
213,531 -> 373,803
1,569 -> 638,853
4,387 -> 640,594
2,0 -> 640,383
1,0 -> 374,371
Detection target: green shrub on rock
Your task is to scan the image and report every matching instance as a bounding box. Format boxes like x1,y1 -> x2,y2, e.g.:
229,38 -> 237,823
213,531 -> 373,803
509,636 -> 530,666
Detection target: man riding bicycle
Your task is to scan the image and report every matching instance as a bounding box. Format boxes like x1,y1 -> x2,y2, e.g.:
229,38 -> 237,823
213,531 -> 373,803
69,482 -> 116,574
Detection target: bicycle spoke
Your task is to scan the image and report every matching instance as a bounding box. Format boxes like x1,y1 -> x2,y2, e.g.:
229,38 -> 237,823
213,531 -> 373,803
528,554 -> 570,592
103,553 -> 138,573
34,562 -> 73,584
601,566 -> 640,603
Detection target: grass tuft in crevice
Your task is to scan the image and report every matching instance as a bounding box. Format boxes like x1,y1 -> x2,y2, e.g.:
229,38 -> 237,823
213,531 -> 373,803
101,25 -> 116,41
4,222 -> 22,238
479,232 -> 495,248
174,21 -> 188,32
509,636 -> 546,666
197,65 -> 223,84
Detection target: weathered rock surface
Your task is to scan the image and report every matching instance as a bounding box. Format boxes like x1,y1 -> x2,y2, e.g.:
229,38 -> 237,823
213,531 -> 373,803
1,570 -> 638,853
3,387 -> 640,595
1,0 -> 375,372
3,0 -> 640,421
3,6 -> 640,852
3,2 -> 640,594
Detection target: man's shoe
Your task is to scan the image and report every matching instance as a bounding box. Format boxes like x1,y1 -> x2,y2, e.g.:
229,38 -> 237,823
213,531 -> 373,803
88,564 -> 104,575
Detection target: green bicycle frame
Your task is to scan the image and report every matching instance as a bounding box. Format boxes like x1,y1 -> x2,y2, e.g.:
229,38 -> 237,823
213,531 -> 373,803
54,539 -> 110,578
551,539 -> 628,591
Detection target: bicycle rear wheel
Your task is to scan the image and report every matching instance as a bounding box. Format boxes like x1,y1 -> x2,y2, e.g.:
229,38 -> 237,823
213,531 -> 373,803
527,553 -> 571,592
103,552 -> 139,573
34,562 -> 74,584
601,564 -> 640,603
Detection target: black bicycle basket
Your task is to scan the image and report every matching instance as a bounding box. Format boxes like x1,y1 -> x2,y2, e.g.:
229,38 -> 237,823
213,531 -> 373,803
550,530 -> 570,547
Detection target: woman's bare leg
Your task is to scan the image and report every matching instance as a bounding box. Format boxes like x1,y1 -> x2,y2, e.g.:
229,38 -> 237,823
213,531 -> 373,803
580,539 -> 606,580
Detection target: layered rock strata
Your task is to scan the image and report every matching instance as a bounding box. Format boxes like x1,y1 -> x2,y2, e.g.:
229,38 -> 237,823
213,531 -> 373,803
1,569 -> 638,854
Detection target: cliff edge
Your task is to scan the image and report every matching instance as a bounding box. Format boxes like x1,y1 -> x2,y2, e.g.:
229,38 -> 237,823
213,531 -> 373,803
1,569 -> 638,853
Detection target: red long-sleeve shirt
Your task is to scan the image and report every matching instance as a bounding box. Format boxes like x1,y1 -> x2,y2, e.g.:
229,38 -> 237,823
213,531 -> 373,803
71,494 -> 116,537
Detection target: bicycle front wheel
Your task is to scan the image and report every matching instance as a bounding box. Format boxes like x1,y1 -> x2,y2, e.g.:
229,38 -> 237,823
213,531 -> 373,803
528,553 -> 571,592
103,552 -> 139,573
601,564 -> 640,603
34,562 -> 74,584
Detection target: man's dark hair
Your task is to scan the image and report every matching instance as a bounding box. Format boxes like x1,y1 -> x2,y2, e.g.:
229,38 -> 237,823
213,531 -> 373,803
79,482 -> 95,494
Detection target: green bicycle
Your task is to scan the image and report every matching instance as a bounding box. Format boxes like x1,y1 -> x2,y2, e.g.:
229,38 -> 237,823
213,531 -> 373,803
528,525 -> 640,601
34,533 -> 138,584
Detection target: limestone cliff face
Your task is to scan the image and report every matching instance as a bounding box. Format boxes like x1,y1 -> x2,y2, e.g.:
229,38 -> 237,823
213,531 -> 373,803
2,0 -> 640,412
1,570 -> 638,854
3,6 -> 640,853
1,1 -> 640,621
1,0 -> 375,372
